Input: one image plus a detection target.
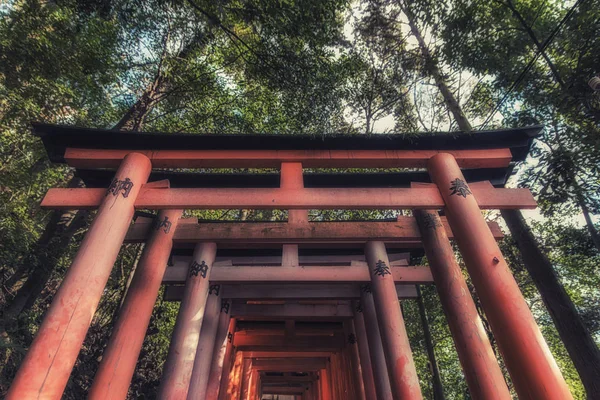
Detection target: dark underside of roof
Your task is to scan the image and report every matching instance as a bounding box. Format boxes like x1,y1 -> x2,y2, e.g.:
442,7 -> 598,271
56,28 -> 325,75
76,168 -> 512,189
32,123 -> 542,163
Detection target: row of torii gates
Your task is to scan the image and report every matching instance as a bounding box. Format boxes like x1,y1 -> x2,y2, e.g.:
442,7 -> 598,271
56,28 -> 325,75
7,124 -> 575,399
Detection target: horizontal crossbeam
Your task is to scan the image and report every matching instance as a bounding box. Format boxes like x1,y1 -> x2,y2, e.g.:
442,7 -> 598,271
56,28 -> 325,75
126,218 -> 503,243
252,358 -> 328,371
162,263 -> 433,284
41,186 -> 536,210
234,334 -> 345,349
64,148 -> 513,169
163,284 -> 418,301
231,303 -> 352,319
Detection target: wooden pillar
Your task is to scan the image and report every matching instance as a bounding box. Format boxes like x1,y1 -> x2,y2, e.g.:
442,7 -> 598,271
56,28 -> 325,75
351,301 -> 377,400
7,153 -> 151,400
359,287 -> 393,400
345,321 -> 366,400
188,284 -> 223,399
414,209 -> 510,399
217,319 -> 238,400
365,241 -> 422,399
158,242 -> 217,399
240,358 -> 252,400
89,209 -> 182,399
206,303 -> 233,399
320,364 -> 332,400
427,153 -> 573,400
226,350 -> 245,400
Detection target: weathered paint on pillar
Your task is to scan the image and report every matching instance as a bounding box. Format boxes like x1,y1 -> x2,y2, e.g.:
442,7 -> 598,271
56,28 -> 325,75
158,242 -> 217,400
240,358 -> 252,400
359,286 -> 393,400
351,301 -> 377,400
7,153 -> 151,400
427,153 -> 573,400
187,285 -> 223,399
89,209 -> 182,399
414,209 -> 510,399
365,241 -> 423,400
206,302 -> 233,400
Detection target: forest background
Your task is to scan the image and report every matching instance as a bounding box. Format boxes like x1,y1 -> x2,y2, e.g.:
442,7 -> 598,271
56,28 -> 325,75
0,0 -> 599,398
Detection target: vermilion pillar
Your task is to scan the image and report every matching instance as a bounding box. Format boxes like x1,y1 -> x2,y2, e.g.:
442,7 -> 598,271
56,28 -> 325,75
187,285 -> 222,399
351,300 -> 377,400
359,285 -> 393,400
89,209 -> 182,399
206,302 -> 233,399
428,153 -> 573,400
158,242 -> 217,400
365,241 -> 423,400
414,209 -> 510,399
7,153 -> 151,400
346,321 -> 366,400
217,319 -> 237,400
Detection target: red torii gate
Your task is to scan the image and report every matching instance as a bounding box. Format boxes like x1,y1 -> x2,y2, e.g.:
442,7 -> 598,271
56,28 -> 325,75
6,123 -> 574,400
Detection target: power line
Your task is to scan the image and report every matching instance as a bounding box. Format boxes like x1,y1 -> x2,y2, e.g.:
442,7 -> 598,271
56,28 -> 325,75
480,0 -> 585,129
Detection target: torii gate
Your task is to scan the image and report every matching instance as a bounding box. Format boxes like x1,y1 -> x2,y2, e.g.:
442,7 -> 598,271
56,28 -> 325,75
6,124 -> 573,400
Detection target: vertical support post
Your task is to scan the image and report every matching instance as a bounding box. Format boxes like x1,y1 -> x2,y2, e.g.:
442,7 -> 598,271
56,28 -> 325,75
359,286 -> 393,400
240,358 -> 252,400
414,209 -> 510,399
89,209 -> 182,399
281,162 -> 308,266
344,321 -> 366,400
415,286 -> 446,400
427,153 -> 573,400
365,241 -> 423,400
158,242 -> 217,400
206,302 -> 233,400
187,284 -> 223,399
217,319 -> 237,400
351,301 -> 377,400
7,153 -> 151,400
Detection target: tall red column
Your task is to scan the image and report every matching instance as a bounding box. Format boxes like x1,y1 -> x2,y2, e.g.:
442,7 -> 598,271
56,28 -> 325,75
7,153 -> 151,400
351,301 -> 377,400
88,209 -> 182,399
206,302 -> 233,399
414,209 -> 510,399
187,285 -> 222,399
359,286 -> 393,400
428,153 -> 573,400
346,321 -> 366,400
365,241 -> 423,400
158,242 -> 217,399
217,319 -> 237,400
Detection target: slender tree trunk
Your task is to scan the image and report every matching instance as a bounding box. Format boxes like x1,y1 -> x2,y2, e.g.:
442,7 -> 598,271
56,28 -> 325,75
502,0 -> 565,87
416,287 -> 445,400
501,209 -> 600,399
401,2 -> 472,133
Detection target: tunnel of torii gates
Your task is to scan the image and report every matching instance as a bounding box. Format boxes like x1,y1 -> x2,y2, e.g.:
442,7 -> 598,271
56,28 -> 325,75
6,123 -> 576,400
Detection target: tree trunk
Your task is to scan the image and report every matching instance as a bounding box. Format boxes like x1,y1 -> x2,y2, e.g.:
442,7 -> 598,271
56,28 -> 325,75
401,2 -> 472,133
416,287 -> 445,400
501,209 -> 600,399
502,0 -> 565,88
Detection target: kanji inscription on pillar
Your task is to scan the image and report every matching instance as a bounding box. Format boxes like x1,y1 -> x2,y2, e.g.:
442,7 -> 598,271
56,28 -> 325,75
373,260 -> 391,276
209,284 -> 220,295
348,334 -> 357,345
360,284 -> 372,293
153,216 -> 172,233
221,301 -> 230,314
422,213 -> 442,229
107,177 -> 133,198
449,178 -> 472,197
189,260 -> 208,278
